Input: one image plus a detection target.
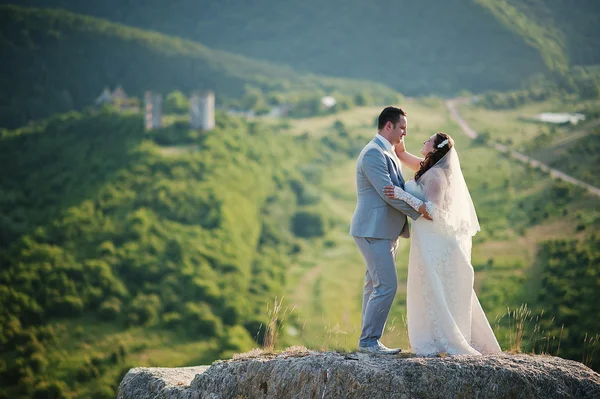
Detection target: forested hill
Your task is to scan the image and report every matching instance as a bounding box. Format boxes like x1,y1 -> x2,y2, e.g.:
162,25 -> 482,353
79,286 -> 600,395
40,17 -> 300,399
0,107 -> 364,397
0,5 -> 398,129
0,110 -> 290,350
4,0 -> 600,94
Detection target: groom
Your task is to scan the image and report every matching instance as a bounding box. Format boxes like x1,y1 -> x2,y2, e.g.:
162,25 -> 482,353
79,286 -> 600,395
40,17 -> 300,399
350,106 -> 428,354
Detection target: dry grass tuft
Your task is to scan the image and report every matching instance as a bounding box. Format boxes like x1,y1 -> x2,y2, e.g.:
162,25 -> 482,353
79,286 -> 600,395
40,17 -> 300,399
283,345 -> 310,358
232,348 -> 265,361
582,333 -> 599,368
263,297 -> 295,352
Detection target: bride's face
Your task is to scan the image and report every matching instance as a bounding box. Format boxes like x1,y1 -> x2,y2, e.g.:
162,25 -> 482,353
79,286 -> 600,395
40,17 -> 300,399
420,134 -> 437,156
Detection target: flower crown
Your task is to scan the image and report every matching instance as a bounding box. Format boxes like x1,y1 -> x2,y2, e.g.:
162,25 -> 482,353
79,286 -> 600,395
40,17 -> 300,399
437,139 -> 449,149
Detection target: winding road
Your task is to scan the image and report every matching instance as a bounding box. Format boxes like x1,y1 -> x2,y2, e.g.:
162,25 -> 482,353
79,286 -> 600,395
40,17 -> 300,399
446,98 -> 600,198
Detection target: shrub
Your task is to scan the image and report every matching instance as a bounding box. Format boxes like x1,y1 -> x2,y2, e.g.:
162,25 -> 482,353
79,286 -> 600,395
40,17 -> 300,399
162,312 -> 183,327
184,302 -> 223,337
33,381 -> 68,399
220,325 -> 255,353
289,179 -> 321,206
90,386 -> 115,399
127,294 -> 161,327
28,353 -> 47,375
52,295 -> 84,317
164,91 -> 189,114
75,358 -> 101,382
292,210 -> 326,238
98,297 -> 122,321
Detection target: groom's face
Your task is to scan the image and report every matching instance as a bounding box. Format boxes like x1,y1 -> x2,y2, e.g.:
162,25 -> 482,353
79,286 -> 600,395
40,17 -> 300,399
388,116 -> 407,145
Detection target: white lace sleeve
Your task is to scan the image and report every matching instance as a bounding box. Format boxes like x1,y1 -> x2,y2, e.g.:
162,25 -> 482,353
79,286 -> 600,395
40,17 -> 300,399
393,186 -> 424,212
425,202 -> 451,229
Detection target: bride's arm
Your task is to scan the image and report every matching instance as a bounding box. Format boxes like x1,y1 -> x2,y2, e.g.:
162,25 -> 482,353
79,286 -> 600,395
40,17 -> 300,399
395,140 -> 423,172
383,185 -> 432,220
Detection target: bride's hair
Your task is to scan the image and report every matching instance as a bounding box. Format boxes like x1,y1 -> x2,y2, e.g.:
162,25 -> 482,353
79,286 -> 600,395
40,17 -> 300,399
414,132 -> 454,181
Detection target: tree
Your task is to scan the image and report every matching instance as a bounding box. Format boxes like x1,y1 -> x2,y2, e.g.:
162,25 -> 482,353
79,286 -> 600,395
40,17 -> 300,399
242,86 -> 265,112
292,210 -> 326,238
164,91 -> 189,114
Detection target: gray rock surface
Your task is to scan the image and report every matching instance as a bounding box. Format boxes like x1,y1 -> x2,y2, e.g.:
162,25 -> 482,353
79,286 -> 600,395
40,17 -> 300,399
118,351 -> 600,398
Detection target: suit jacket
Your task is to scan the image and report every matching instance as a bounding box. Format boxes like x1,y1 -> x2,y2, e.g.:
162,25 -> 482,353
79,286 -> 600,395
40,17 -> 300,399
350,137 -> 421,239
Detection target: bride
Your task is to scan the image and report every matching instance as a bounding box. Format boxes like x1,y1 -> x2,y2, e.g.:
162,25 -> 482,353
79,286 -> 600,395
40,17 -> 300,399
383,132 -> 501,356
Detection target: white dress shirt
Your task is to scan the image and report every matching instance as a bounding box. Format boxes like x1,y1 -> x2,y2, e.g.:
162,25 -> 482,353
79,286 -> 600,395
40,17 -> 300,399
375,133 -> 393,153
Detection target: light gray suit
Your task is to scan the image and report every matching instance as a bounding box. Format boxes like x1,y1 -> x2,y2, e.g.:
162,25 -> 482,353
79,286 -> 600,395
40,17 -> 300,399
350,136 -> 421,347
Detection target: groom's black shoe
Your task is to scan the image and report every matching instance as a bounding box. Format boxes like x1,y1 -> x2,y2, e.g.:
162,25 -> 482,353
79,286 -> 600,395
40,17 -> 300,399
358,341 -> 401,355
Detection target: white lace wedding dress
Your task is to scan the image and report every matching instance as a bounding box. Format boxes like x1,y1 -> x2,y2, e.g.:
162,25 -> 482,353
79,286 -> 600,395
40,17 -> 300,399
396,149 -> 501,356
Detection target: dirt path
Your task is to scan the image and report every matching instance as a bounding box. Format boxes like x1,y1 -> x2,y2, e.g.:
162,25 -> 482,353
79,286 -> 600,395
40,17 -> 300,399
292,264 -> 323,308
446,98 -> 600,198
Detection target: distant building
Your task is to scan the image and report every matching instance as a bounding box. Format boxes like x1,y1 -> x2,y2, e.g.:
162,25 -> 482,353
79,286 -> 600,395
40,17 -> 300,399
95,88 -> 113,106
321,96 -> 337,109
535,112 -> 586,125
190,91 -> 215,130
95,86 -> 138,112
112,86 -> 127,102
268,104 -> 291,118
144,91 -> 163,130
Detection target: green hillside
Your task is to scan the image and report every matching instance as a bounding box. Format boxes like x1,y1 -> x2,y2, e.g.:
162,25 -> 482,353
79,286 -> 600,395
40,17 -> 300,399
0,107 -> 367,398
1,99 -> 599,398
0,5 -> 399,129
5,0 -> 599,94
488,0 -> 600,67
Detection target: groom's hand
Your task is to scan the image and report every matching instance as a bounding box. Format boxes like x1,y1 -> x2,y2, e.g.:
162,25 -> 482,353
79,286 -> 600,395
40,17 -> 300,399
383,185 -> 396,199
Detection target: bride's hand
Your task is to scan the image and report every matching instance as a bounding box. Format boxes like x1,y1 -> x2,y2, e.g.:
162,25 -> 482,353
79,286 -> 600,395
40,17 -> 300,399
419,204 -> 433,221
383,185 -> 396,199
395,139 -> 406,155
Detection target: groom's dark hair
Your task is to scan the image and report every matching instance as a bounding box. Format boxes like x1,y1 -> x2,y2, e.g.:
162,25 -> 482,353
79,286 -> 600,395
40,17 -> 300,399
378,106 -> 406,130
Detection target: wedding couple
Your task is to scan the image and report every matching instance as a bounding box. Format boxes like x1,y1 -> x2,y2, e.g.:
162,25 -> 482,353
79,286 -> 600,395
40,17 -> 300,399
350,106 -> 501,356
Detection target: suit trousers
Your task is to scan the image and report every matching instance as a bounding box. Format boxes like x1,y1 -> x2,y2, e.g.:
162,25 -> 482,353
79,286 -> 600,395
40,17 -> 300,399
353,236 -> 399,347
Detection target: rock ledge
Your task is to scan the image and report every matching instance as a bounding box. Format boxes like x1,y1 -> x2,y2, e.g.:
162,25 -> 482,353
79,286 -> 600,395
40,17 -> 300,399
118,351 -> 600,398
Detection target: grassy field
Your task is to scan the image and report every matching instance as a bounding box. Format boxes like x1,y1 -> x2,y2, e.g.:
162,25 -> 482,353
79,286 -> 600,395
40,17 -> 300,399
457,98 -> 600,147
457,98 -> 600,187
277,98 -> 600,353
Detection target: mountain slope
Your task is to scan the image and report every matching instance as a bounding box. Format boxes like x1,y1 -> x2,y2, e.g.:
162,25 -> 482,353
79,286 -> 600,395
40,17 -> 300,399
474,0 -> 568,72
6,0 -> 598,95
0,5 -> 399,128
492,0 -> 600,67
